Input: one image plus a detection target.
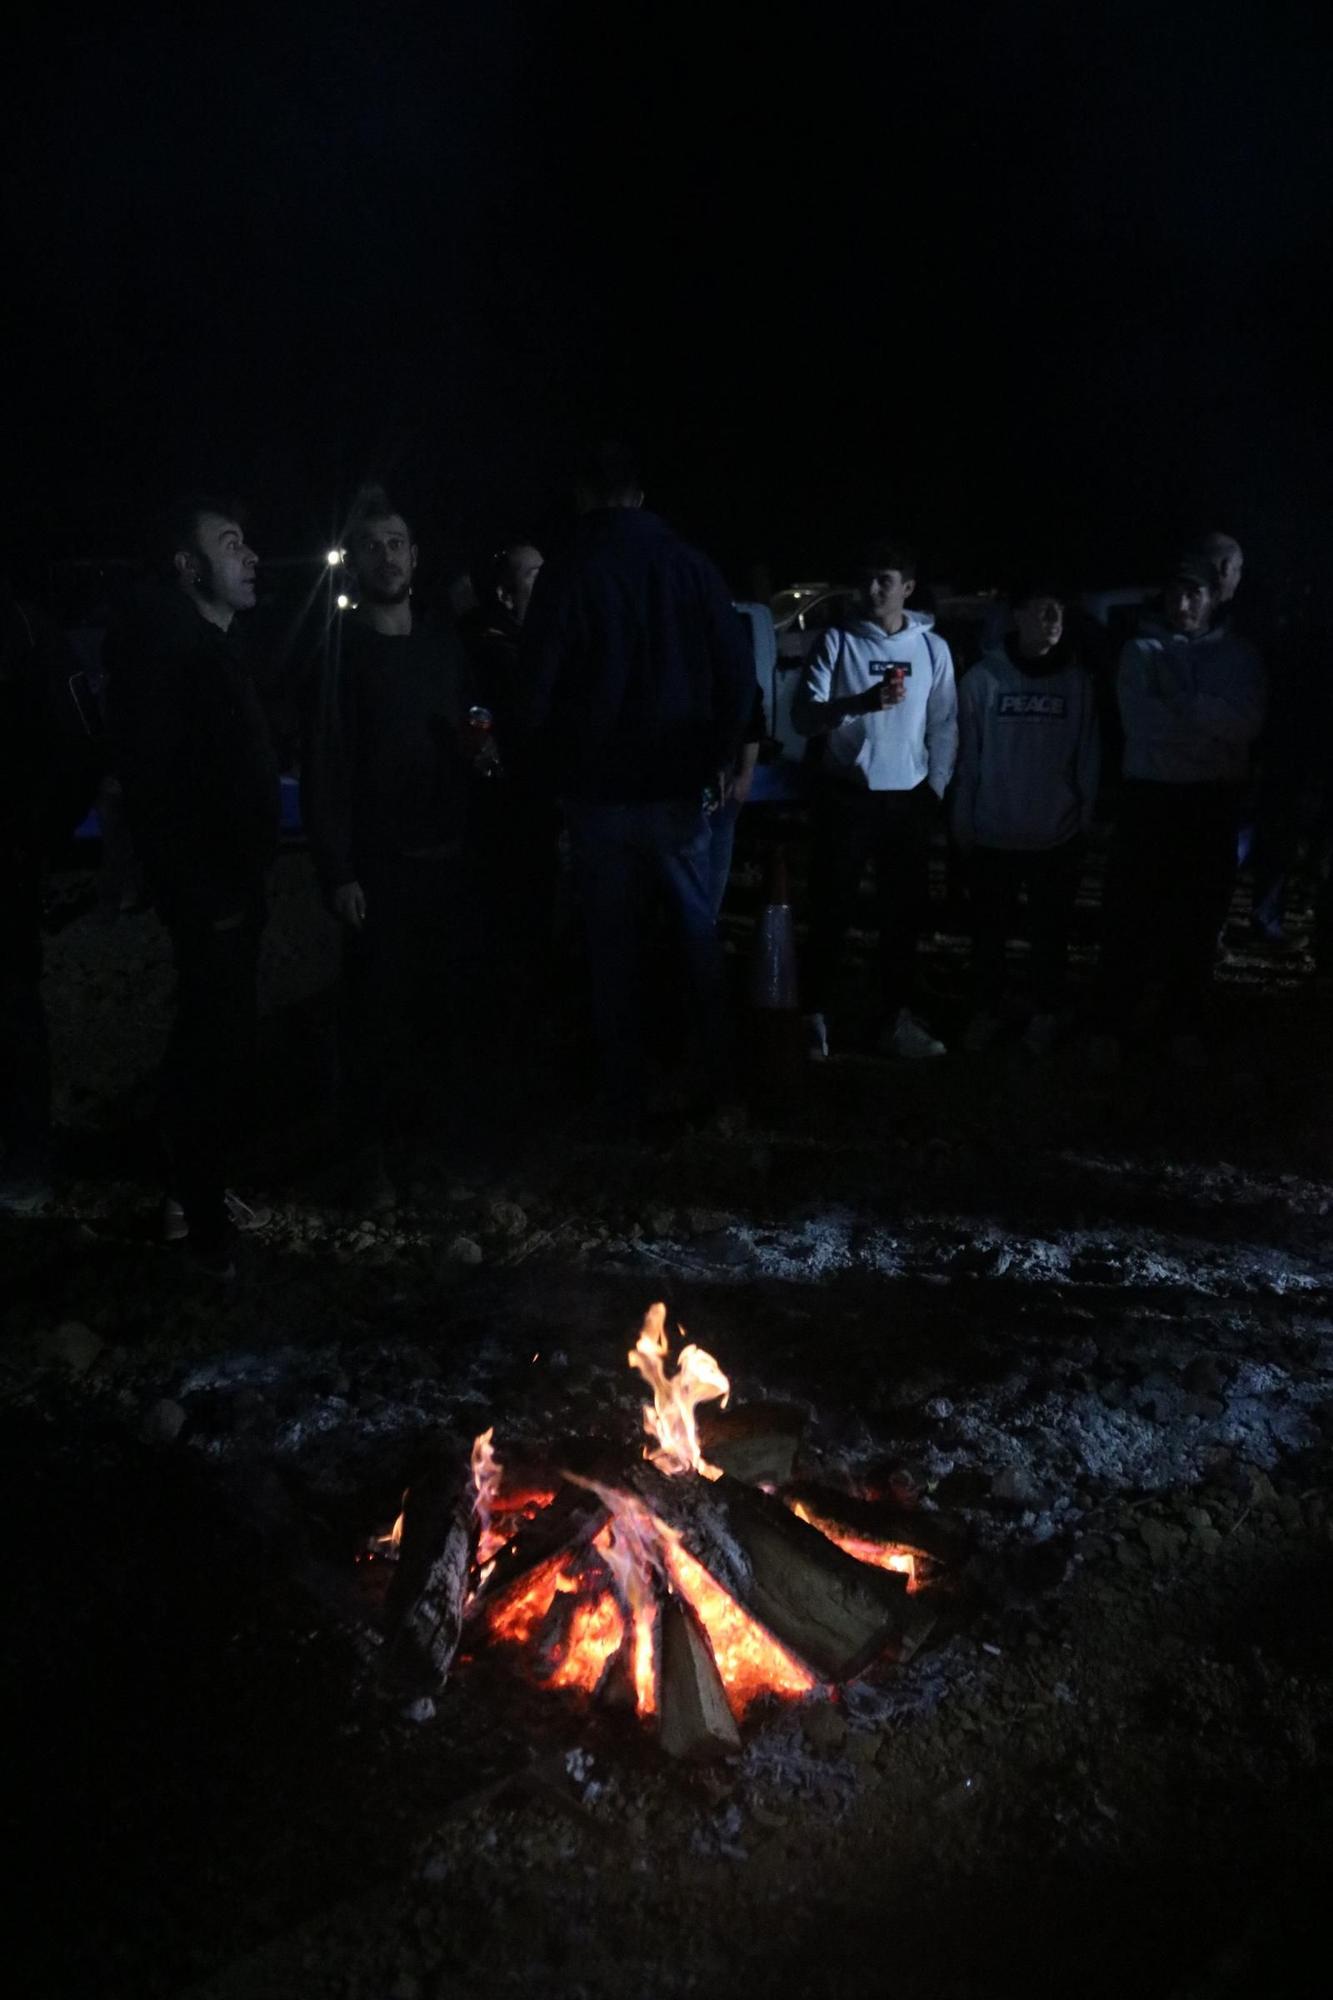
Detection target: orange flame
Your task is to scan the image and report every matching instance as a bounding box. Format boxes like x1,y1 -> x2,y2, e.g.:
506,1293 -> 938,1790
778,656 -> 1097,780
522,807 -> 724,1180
658,1532 -> 815,1712
471,1427 -> 506,1565
788,1501 -> 920,1591
628,1302 -> 730,1479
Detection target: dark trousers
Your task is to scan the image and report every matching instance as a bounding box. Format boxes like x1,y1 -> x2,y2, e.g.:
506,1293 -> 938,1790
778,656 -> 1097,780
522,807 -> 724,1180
563,796 -> 724,1111
804,780 -> 931,1015
969,838 -> 1084,1013
340,852 -> 464,1151
162,898 -> 263,1247
1101,780 -> 1240,1034
464,786 -> 562,1059
0,852 -> 52,1171
707,797 -> 744,923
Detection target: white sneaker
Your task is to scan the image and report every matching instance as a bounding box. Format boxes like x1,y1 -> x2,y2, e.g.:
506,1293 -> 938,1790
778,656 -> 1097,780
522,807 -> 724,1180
804,1012 -> 830,1061
891,1008 -> 947,1060
161,1196 -> 190,1244
962,1011 -> 1002,1055
1022,1010 -> 1060,1058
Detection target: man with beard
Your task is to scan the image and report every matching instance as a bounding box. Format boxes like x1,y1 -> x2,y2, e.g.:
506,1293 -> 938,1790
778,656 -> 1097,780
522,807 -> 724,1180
108,498 -> 279,1277
303,486 -> 475,1207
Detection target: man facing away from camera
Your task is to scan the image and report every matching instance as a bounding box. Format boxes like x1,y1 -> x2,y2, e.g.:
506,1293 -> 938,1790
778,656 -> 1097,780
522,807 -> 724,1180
793,537 -> 958,1060
303,487 -> 477,1209
952,583 -> 1100,1057
518,442 -> 756,1133
107,498 -> 279,1277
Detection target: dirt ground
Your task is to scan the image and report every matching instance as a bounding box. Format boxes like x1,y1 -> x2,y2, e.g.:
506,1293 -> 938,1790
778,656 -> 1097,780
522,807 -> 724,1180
5,839 -> 1333,2000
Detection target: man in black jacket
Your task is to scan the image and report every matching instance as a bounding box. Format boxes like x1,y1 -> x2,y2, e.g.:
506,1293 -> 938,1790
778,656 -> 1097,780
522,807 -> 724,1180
302,487 -> 474,1205
519,444 -> 756,1127
107,498 -> 278,1275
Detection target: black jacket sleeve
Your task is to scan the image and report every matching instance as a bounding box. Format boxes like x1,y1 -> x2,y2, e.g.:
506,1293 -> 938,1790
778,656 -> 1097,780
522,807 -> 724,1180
300,634 -> 358,897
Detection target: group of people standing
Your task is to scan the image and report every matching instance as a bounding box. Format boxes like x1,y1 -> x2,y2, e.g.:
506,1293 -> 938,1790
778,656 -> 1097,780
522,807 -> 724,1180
0,451 -> 1275,1275
795,529 -> 1263,1073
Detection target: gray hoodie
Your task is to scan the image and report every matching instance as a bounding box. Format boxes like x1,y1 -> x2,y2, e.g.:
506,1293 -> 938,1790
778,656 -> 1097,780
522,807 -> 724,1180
793,611 -> 958,796
952,645 -> 1100,852
1118,619 -> 1265,786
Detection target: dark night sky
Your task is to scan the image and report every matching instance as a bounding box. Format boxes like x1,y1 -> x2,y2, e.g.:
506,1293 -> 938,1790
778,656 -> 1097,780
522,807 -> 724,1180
4,1 -> 1332,589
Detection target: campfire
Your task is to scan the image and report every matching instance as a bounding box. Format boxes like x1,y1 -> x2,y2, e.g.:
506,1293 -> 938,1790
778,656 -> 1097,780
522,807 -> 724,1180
373,1305 -> 936,1759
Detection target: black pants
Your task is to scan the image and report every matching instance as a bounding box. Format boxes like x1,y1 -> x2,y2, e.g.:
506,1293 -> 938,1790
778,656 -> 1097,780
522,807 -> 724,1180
1101,780 -> 1240,1034
969,838 -> 1084,1013
804,780 -> 932,1016
0,851 -> 52,1172
162,897 -> 264,1247
340,852 -> 464,1151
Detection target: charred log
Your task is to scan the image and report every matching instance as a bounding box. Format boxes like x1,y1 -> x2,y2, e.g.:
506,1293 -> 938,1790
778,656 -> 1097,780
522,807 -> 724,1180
619,1465 -> 911,1682
470,1479 -> 608,1615
697,1402 -> 806,1488
658,1594 -> 741,1761
384,1461 -> 477,1688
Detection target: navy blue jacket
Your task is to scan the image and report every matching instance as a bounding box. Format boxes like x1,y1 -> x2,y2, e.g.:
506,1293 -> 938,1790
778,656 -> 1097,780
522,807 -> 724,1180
518,508 -> 756,803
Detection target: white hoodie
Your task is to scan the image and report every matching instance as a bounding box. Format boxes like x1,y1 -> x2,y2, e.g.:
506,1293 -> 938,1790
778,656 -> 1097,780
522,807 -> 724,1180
792,611 -> 958,795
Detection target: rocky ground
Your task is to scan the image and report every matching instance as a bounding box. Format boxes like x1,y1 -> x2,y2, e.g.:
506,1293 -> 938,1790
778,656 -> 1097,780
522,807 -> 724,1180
6,842 -> 1333,2000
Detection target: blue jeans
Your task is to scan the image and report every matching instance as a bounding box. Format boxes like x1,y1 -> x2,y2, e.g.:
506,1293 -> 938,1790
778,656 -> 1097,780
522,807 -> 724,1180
564,797 -> 725,1110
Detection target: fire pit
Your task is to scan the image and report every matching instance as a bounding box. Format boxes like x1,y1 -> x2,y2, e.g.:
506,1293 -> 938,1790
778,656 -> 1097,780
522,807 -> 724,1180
368,1305 -> 941,1758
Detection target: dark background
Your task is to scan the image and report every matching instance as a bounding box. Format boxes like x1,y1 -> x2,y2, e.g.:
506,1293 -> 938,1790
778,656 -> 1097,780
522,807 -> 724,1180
4,0 -> 1331,591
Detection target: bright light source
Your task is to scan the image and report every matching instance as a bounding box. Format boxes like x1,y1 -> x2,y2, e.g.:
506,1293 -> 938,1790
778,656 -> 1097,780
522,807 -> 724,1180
326,548 -> 343,567
336,593 -> 350,610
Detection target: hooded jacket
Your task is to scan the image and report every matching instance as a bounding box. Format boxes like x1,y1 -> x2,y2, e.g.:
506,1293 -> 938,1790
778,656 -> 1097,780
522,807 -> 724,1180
792,610 -> 958,795
951,642 -> 1100,851
517,508 -> 757,803
1118,618 -> 1265,787
105,584 -> 279,925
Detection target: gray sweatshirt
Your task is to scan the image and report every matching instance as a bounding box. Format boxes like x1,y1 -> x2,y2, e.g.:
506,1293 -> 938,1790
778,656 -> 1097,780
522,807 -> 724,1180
1118,619 -> 1265,786
792,611 -> 958,796
951,646 -> 1100,852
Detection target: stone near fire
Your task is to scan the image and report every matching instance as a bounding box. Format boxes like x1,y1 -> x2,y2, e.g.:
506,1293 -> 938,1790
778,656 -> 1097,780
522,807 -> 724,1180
141,1397 -> 187,1445
990,1464 -> 1044,1510
35,1320 -> 103,1376
443,1235 -> 484,1267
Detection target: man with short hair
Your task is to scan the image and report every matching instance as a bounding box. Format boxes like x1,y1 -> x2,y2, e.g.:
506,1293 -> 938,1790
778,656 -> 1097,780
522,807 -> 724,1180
108,497 -> 279,1275
1096,555 -> 1265,1067
793,538 -> 958,1059
303,486 -> 474,1203
952,584 -> 1100,1055
1185,531 -> 1244,606
519,443 -> 756,1128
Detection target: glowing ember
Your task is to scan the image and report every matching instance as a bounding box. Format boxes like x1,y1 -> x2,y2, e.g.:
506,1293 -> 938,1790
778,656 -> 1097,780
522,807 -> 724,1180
788,1502 -> 921,1592
629,1301 -> 730,1479
545,1589 -> 625,1694
486,1554 -> 565,1647
658,1532 -> 815,1713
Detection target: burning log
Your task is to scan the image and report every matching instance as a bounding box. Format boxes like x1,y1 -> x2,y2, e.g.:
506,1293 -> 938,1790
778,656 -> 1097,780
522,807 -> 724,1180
658,1593 -> 742,1761
696,1401 -> 806,1488
384,1460 -> 478,1688
470,1478 -> 609,1615
784,1480 -> 967,1569
620,1466 -> 912,1682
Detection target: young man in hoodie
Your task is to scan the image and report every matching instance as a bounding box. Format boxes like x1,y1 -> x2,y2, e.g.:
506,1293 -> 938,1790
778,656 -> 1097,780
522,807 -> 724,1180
952,585 -> 1100,1055
1097,555 -> 1265,1067
793,539 -> 958,1059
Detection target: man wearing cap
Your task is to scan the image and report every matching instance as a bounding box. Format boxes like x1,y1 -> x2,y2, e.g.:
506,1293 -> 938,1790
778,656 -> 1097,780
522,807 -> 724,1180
1095,555 -> 1265,1067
